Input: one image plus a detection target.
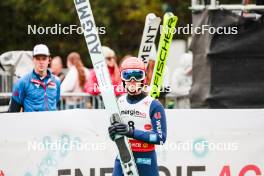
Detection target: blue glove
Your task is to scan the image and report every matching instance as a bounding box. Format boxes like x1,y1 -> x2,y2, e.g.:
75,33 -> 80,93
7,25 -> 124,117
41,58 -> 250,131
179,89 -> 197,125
108,123 -> 134,141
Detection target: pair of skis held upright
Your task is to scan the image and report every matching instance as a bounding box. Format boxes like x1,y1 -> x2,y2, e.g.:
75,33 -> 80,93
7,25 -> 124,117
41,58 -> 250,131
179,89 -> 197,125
73,1 -> 178,175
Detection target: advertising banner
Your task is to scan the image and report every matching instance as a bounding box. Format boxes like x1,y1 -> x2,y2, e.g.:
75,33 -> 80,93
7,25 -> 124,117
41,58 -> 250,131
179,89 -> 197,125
0,109 -> 264,176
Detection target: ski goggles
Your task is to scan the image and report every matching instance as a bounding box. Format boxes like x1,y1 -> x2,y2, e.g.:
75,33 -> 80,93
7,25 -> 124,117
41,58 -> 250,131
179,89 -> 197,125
121,69 -> 145,81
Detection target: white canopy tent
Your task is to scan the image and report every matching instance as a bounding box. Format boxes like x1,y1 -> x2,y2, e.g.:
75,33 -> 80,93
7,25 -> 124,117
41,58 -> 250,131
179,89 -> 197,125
0,51 -> 33,79
191,0 -> 264,11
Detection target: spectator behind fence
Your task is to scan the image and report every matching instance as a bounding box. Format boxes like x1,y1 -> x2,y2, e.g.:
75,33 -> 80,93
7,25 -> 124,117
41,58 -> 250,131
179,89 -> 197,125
61,52 -> 90,109
84,46 -> 125,96
50,56 -> 65,82
8,44 -> 61,112
170,52 -> 193,108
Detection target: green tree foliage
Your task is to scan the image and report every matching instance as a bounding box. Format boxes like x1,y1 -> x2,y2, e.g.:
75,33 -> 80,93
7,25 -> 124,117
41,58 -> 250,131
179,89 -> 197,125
91,0 -> 163,62
0,0 -> 244,67
0,0 -> 163,66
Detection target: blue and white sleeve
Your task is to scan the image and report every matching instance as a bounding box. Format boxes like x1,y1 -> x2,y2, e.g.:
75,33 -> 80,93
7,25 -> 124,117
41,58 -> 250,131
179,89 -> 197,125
133,100 -> 167,145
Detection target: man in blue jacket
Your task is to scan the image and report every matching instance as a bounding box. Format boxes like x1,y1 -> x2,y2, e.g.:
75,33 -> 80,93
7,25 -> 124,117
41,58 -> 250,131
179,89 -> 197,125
8,44 -> 61,112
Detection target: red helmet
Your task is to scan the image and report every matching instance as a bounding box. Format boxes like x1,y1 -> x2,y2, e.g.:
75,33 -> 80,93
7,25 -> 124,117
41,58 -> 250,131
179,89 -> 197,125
120,57 -> 146,84
120,57 -> 146,72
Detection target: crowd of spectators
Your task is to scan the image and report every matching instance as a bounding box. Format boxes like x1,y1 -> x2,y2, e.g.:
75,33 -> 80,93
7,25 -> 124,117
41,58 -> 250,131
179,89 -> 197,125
7,43 -> 193,112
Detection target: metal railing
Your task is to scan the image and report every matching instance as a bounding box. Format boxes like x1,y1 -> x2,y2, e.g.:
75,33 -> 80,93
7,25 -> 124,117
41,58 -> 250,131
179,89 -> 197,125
0,92 -> 104,112
0,74 -> 13,93
59,93 -> 104,109
165,93 -> 191,109
0,92 -> 192,111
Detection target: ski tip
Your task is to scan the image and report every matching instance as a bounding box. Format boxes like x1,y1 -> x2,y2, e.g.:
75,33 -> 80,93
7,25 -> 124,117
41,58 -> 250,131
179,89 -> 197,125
152,17 -> 161,23
163,12 -> 178,27
164,12 -> 178,20
146,13 -> 161,25
164,12 -> 174,17
146,13 -> 157,20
